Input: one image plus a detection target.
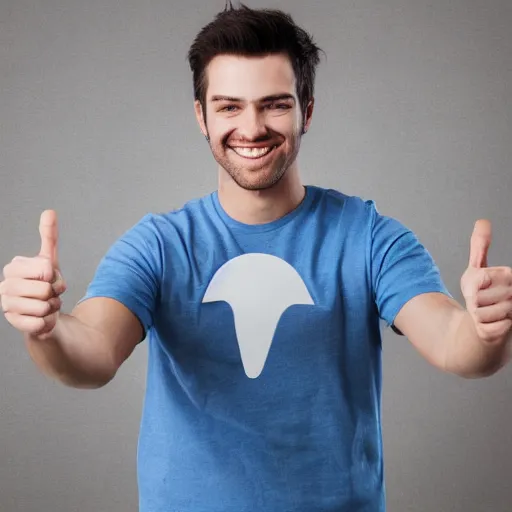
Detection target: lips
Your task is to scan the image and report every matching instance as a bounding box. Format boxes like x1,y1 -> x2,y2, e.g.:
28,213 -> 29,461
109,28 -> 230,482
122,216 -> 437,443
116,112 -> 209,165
229,145 -> 276,159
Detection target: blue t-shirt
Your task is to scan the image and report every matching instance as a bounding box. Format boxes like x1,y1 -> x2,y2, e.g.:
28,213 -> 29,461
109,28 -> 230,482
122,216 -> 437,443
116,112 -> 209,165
79,185 -> 452,511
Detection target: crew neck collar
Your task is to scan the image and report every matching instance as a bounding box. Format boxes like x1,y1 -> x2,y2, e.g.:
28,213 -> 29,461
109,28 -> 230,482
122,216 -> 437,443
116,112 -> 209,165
210,185 -> 315,234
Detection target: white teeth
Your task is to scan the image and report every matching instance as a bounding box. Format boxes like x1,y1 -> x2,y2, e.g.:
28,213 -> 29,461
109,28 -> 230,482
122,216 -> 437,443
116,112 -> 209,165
232,146 -> 274,158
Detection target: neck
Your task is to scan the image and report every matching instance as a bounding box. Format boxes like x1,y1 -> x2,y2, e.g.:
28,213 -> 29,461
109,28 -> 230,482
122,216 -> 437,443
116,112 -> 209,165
217,165 -> 305,225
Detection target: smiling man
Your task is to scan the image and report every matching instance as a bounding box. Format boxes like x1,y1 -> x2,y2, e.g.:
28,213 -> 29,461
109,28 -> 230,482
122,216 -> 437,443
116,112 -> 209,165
197,55 -> 306,193
1,3 -> 511,512
194,52 -> 313,225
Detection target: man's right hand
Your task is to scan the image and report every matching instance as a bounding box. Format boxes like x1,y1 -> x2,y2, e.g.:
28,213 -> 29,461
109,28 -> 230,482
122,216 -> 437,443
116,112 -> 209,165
0,210 -> 67,337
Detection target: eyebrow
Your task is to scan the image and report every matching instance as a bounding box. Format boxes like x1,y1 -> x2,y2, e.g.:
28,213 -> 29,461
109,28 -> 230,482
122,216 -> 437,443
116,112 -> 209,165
210,94 -> 295,103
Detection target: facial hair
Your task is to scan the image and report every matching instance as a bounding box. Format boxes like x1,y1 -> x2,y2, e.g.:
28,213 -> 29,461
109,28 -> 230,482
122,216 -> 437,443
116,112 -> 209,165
206,130 -> 303,191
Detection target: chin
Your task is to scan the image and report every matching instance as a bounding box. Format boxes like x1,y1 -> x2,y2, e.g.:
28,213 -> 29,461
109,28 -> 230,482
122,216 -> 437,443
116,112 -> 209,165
236,181 -> 276,192
232,167 -> 287,191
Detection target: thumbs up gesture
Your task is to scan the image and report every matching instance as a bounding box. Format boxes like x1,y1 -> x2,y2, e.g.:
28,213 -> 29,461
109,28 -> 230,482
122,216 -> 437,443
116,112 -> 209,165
460,219 -> 512,346
0,210 -> 67,337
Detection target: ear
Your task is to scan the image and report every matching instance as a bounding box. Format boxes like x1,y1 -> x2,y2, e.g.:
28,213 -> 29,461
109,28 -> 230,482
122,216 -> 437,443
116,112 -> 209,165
302,98 -> 315,134
194,100 -> 208,137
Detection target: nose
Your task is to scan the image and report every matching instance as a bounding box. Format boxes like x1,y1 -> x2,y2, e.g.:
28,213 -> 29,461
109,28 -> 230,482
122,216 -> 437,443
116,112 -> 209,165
237,105 -> 268,140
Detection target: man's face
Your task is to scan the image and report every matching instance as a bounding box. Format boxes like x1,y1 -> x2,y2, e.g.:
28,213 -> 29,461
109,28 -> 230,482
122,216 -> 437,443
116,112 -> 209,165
195,53 -> 312,191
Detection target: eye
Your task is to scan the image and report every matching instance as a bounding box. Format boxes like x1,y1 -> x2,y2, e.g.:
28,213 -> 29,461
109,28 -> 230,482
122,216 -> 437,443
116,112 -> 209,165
265,102 -> 292,110
220,105 -> 239,112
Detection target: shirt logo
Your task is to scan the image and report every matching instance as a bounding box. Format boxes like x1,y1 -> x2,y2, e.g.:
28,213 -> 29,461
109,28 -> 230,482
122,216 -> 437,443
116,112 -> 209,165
202,254 -> 314,378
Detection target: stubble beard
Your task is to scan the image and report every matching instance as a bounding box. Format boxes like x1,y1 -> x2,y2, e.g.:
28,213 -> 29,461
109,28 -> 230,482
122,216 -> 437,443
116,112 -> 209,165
208,133 -> 302,192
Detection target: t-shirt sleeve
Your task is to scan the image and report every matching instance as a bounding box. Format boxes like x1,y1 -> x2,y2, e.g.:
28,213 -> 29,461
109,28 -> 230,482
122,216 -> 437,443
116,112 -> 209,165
367,200 -> 454,336
76,214 -> 162,341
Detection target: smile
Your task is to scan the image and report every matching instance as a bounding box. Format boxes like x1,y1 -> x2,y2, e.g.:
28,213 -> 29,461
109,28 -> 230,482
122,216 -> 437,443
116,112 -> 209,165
229,146 -> 276,159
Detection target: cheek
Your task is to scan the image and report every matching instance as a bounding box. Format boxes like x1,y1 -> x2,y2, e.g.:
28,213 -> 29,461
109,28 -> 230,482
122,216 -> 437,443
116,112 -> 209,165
268,115 -> 301,136
207,113 -> 301,142
207,118 -> 234,141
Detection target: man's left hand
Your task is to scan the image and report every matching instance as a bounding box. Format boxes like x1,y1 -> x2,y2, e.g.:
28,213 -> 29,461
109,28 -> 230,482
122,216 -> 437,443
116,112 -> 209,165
460,219 -> 512,347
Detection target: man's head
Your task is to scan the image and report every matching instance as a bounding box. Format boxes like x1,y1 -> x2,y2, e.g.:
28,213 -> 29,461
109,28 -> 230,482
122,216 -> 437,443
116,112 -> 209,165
187,3 -> 322,191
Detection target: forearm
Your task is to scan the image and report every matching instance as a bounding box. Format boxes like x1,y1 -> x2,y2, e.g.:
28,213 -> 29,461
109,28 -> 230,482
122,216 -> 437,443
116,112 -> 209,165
444,309 -> 511,378
24,313 -> 117,389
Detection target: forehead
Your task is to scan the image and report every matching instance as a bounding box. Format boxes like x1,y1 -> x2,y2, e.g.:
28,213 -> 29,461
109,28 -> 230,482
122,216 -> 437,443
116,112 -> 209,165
205,53 -> 297,100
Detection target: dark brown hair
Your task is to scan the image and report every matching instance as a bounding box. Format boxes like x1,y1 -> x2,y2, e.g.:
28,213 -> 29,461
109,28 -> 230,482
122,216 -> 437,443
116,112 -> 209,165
187,2 -> 323,123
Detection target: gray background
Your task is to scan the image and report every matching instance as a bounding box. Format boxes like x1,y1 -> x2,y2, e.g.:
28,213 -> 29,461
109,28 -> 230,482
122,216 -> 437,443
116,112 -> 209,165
1,0 -> 511,510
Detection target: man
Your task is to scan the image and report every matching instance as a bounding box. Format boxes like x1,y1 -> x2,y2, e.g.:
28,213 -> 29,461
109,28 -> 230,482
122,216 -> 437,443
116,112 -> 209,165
1,4 -> 511,511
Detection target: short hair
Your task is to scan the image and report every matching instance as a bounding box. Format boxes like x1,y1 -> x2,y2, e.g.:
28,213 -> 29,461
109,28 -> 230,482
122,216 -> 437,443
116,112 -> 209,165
187,2 -> 323,121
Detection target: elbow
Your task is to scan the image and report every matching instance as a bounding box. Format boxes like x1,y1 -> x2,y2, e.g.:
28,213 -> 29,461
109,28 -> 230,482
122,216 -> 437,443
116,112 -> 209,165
452,369 -> 493,380
58,373 -> 115,389
51,364 -> 118,390
447,359 -> 507,380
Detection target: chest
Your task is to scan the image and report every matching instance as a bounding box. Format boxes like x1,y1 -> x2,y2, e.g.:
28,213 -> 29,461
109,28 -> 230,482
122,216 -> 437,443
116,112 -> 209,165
152,226 -> 373,380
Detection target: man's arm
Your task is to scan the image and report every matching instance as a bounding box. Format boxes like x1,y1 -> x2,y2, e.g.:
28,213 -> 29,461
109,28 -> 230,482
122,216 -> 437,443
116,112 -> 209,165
393,292 -> 510,378
25,297 -> 143,389
2,209 -> 157,389
371,206 -> 511,378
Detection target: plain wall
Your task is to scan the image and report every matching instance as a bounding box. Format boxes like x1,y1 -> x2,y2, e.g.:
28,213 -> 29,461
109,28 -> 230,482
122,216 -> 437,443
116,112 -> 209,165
1,0 -> 511,510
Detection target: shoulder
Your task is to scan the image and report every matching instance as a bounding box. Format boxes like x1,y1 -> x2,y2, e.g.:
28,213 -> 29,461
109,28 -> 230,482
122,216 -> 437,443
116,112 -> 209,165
132,192 -> 215,235
309,185 -> 380,224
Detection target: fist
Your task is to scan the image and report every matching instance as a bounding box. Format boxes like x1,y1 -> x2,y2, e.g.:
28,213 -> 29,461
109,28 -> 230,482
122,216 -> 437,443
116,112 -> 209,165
0,210 -> 67,337
461,219 -> 512,345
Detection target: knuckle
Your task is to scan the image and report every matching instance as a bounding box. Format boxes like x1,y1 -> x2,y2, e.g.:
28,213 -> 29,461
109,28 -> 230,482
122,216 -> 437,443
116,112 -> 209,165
2,263 -> 11,279
44,282 -> 54,299
5,311 -> 23,331
4,295 -> 18,314
4,257 -> 26,278
41,300 -> 52,317
3,311 -> 16,327
35,298 -> 52,317
32,317 -> 47,335
1,295 -> 9,313
40,260 -> 55,282
3,278 -> 19,298
3,295 -> 18,315
52,298 -> 62,314
40,315 -> 56,334
46,298 -> 60,315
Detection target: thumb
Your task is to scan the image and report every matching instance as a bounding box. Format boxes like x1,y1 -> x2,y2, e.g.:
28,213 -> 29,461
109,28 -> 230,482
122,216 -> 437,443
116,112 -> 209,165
39,209 -> 59,269
468,219 -> 492,269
